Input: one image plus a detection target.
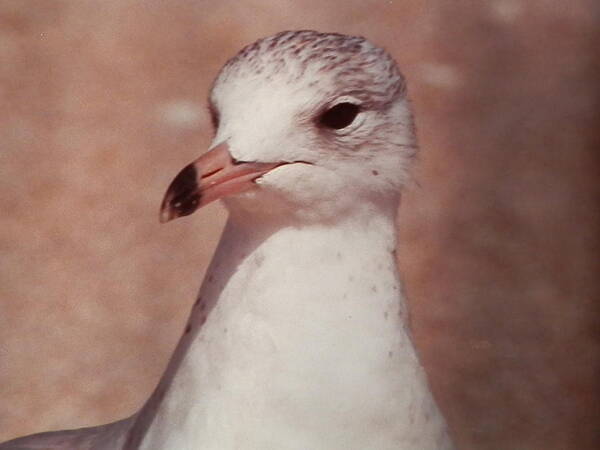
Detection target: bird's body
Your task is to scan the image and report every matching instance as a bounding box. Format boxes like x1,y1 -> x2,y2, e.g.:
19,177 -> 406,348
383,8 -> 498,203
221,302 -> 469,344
1,31 -> 453,449
137,208 -> 450,449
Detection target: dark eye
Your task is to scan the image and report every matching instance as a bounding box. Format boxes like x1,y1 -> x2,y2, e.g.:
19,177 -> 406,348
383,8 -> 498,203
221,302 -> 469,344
318,102 -> 361,129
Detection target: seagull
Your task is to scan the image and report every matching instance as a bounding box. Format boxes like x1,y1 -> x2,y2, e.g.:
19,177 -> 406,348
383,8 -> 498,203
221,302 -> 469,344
1,30 -> 454,450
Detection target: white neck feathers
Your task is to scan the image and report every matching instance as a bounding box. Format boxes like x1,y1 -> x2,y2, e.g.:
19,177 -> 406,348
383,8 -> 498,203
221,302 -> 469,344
134,207 -> 451,449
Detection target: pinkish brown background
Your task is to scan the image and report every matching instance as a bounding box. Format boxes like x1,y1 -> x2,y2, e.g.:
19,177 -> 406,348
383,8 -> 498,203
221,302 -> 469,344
1,1 -> 598,449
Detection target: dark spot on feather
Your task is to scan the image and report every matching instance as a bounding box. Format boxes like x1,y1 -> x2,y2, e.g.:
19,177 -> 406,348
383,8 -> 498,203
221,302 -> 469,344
208,103 -> 220,131
372,169 -> 379,175
184,324 -> 192,334
253,252 -> 265,267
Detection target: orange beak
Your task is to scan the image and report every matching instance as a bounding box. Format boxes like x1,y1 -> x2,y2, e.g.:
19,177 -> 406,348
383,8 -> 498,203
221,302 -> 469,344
159,143 -> 281,223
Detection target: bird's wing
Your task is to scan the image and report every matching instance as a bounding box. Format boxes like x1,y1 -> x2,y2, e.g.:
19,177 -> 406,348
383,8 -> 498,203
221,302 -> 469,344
0,430 -> 91,449
0,417 -> 133,450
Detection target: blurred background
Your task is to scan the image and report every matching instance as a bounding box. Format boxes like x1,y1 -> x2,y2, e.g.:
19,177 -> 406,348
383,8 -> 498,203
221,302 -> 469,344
1,1 -> 598,448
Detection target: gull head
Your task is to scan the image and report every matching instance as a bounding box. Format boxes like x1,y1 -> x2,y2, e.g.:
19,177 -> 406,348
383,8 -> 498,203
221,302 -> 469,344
161,30 -> 417,224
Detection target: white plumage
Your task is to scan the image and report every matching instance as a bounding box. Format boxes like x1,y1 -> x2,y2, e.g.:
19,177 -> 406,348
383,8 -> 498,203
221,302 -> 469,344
1,30 -> 453,450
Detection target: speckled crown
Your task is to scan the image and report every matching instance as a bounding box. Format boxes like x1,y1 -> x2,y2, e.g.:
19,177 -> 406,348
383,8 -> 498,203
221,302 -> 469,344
212,30 -> 406,109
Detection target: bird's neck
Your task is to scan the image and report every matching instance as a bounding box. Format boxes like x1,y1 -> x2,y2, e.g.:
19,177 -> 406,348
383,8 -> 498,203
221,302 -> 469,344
133,205 -> 449,449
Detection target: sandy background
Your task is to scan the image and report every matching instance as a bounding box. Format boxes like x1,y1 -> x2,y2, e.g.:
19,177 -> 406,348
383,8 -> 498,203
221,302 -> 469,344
1,1 -> 598,448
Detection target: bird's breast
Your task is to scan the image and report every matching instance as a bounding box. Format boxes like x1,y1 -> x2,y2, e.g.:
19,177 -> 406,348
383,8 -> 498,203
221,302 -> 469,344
140,220 -> 449,449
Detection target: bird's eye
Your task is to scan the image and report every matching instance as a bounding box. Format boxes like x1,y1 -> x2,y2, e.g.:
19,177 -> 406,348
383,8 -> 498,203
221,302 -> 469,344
318,102 -> 361,130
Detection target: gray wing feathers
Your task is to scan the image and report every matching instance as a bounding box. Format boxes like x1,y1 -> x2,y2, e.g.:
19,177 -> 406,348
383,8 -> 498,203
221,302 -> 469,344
0,417 -> 134,450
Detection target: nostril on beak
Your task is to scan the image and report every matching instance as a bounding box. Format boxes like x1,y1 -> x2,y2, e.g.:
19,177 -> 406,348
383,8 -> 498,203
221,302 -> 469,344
201,167 -> 222,179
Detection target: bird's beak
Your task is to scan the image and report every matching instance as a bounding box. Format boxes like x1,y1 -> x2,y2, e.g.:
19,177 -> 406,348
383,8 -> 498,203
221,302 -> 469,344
160,142 -> 281,223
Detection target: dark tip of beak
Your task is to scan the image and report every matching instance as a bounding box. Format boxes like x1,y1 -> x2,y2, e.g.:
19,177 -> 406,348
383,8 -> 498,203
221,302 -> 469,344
160,163 -> 201,223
